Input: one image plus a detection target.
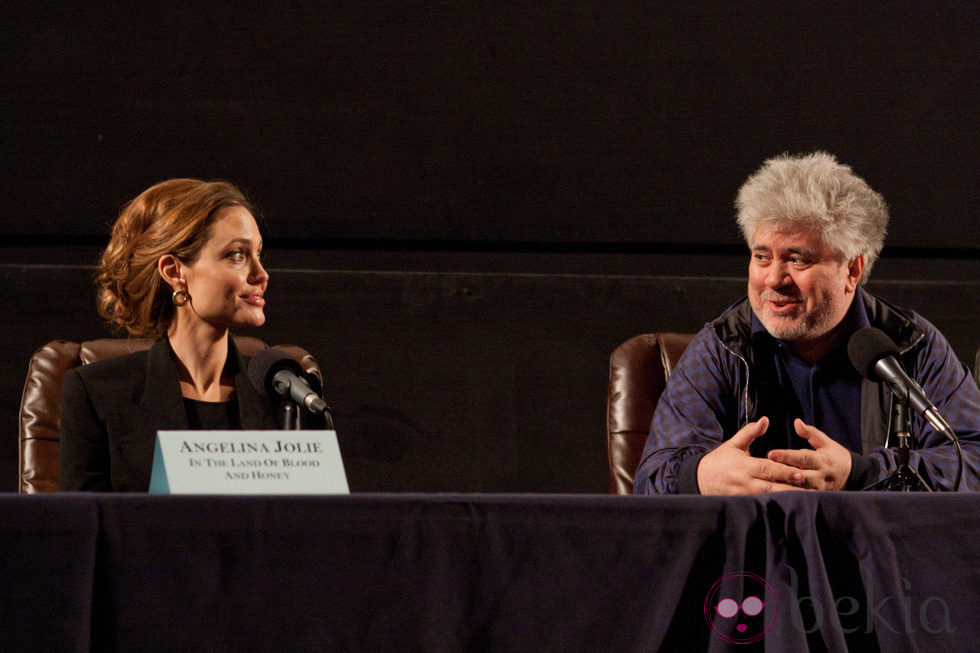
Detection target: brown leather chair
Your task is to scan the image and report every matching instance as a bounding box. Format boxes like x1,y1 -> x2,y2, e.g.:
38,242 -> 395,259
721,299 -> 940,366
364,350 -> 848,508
975,345 -> 980,388
606,333 -> 694,494
18,337 -> 322,493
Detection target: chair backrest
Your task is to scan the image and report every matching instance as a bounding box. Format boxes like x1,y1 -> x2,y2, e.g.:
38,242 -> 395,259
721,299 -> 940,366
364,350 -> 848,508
975,345 -> 980,388
18,337 -> 322,493
606,333 -> 694,494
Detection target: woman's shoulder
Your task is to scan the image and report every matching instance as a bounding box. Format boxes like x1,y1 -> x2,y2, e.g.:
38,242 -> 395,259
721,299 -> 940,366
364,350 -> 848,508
61,347 -> 153,414
69,347 -> 152,386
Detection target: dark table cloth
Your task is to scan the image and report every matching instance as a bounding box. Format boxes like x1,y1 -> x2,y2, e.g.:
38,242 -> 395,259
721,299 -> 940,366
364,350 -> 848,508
2,492 -> 977,652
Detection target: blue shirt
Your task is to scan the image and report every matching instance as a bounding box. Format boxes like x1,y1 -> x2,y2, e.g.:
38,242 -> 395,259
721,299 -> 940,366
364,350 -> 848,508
753,291 -> 870,453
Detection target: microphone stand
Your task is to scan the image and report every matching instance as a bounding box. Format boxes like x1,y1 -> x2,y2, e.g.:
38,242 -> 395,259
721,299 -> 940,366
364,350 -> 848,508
279,399 -> 301,431
863,400 -> 932,492
278,396 -> 334,431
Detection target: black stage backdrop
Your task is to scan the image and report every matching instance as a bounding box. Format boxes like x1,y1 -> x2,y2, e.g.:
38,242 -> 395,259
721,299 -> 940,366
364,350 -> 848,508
3,2 -> 980,248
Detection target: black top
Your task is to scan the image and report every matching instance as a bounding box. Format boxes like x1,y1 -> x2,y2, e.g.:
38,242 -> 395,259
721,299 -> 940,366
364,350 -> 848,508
183,397 -> 242,430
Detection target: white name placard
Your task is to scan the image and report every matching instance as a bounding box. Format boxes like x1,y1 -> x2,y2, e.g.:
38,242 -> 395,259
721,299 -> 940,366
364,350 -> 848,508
149,430 -> 349,495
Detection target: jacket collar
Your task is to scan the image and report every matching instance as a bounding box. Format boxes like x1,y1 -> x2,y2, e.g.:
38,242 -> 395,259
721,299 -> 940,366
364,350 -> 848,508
139,337 -> 188,429
711,286 -> 924,363
138,336 -> 279,430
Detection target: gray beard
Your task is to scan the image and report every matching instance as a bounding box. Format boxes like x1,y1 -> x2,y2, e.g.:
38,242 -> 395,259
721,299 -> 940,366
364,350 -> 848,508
755,298 -> 838,343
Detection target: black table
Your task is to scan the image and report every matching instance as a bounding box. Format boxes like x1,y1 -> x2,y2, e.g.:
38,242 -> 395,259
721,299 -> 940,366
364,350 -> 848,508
2,492 -> 978,652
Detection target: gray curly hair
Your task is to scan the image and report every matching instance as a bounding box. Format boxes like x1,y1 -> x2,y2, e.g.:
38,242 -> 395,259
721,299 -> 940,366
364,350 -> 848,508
735,151 -> 889,282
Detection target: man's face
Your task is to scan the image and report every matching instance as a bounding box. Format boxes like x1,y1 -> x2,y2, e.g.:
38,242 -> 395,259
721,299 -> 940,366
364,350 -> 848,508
747,224 -> 863,344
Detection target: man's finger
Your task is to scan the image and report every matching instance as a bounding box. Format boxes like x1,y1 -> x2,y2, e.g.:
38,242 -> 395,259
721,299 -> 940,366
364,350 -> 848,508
768,449 -> 815,470
758,481 -> 808,493
728,416 -> 770,450
754,457 -> 806,486
793,418 -> 829,446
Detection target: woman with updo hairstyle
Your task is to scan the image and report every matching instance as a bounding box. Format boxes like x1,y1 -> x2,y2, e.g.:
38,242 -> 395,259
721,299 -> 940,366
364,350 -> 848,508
59,178 -> 315,491
95,178 -> 258,337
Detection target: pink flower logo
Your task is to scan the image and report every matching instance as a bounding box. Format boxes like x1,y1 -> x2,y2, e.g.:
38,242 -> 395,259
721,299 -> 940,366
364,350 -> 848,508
704,571 -> 779,644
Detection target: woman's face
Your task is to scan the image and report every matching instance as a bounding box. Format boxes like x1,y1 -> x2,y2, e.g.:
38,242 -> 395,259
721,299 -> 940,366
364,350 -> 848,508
180,205 -> 268,331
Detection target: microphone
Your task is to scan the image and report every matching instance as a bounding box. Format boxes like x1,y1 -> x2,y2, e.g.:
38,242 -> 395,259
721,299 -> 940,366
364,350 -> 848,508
248,348 -> 330,416
847,327 -> 956,442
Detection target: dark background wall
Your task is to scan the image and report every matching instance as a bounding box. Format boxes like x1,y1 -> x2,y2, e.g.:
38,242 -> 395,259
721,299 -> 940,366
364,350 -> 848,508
2,2 -> 978,492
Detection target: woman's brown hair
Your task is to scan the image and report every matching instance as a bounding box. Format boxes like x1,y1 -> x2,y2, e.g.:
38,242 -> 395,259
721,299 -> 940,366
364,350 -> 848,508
96,179 -> 255,336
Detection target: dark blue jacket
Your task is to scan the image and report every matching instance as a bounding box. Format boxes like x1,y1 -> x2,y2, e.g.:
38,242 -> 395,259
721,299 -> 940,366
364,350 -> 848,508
634,288 -> 980,494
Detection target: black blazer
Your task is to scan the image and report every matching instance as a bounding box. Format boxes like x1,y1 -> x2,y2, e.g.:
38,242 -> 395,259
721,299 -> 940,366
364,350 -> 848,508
59,337 -> 281,492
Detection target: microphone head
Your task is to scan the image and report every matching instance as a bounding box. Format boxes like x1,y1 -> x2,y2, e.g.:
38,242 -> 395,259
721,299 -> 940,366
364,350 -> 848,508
247,347 -> 304,398
847,327 -> 900,382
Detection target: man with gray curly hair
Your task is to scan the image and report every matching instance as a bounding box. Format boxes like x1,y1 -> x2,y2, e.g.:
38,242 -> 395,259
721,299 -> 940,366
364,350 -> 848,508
633,152 -> 980,494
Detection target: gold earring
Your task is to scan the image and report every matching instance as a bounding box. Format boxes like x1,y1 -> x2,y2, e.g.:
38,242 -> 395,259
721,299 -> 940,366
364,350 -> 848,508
172,289 -> 189,306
